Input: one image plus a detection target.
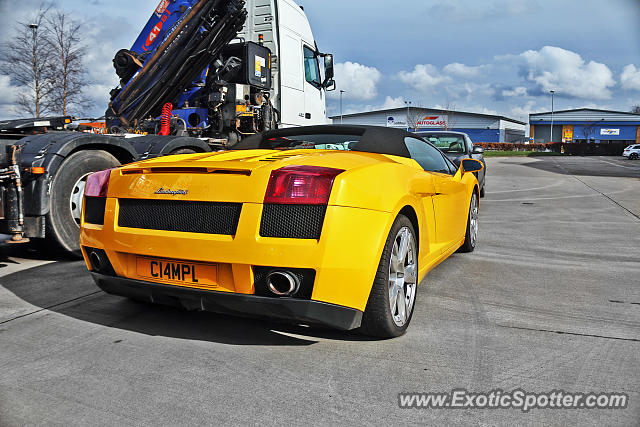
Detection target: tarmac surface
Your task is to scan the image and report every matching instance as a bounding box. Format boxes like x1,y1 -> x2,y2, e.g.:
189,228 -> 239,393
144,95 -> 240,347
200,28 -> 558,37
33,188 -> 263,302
0,156 -> 639,426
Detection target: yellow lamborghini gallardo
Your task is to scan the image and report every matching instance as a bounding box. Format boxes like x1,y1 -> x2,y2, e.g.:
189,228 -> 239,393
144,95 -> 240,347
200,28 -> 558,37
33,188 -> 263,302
80,125 -> 483,337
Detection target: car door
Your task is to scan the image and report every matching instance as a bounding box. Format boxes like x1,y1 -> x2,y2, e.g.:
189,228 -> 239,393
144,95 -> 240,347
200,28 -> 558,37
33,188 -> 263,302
279,32 -> 305,126
405,137 -> 468,252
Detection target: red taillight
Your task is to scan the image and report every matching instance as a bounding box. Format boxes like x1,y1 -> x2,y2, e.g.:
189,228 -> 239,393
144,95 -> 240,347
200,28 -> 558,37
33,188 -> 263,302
264,165 -> 344,205
84,169 -> 114,198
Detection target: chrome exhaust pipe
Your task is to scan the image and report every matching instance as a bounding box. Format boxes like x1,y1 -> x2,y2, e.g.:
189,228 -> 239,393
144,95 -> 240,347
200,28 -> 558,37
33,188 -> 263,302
89,251 -> 105,272
267,271 -> 300,296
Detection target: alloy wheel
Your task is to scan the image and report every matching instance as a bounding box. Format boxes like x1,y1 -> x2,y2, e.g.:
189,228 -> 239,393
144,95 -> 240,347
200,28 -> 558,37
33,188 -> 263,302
388,227 -> 418,327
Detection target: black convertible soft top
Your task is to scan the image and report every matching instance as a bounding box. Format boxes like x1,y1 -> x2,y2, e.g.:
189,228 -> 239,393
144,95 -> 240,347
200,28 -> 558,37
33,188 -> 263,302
234,125 -> 416,158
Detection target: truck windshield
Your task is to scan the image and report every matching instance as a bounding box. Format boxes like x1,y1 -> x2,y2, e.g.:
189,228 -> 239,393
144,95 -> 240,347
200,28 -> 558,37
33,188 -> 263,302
258,134 -> 361,150
304,46 -> 322,88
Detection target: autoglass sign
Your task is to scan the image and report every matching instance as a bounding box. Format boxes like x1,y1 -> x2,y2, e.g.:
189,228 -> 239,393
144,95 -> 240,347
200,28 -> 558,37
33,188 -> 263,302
601,129 -> 620,136
417,115 -> 448,128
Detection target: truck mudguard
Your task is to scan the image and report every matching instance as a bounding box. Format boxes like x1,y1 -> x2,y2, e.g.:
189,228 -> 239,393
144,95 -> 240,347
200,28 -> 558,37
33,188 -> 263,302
125,135 -> 213,159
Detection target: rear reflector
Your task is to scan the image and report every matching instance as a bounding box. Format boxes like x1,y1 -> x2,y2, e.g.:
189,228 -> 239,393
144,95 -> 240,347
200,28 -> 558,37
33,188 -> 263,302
85,169 -> 114,198
264,165 -> 344,205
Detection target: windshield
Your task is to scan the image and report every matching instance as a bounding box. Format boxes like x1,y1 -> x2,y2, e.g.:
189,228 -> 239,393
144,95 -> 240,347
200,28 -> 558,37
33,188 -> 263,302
422,135 -> 466,154
258,134 -> 361,151
303,46 -> 322,88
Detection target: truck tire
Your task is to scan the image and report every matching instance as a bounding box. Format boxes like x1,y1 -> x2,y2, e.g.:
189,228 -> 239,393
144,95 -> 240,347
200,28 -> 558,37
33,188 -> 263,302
170,148 -> 197,155
47,150 -> 121,255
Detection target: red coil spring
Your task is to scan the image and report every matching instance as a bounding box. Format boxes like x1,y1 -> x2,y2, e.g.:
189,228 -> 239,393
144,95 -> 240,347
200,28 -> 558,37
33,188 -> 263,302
158,102 -> 173,136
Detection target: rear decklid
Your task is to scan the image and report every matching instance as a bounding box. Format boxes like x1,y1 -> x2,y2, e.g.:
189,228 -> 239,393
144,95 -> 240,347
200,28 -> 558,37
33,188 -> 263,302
107,149 -> 407,204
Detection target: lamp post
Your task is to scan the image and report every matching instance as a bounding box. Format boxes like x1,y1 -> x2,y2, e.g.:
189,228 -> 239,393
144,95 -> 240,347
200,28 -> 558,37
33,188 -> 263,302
339,90 -> 346,124
550,90 -> 555,143
405,100 -> 412,131
29,24 -> 39,117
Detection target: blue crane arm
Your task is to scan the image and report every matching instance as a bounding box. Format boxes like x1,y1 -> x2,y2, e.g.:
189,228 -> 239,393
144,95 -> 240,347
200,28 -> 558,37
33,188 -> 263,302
129,0 -> 201,57
107,0 -> 248,131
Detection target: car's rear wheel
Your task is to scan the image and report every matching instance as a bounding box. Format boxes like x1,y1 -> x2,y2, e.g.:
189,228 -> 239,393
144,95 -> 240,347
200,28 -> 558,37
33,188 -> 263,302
459,191 -> 479,253
630,153 -> 639,160
480,185 -> 486,198
361,215 -> 418,338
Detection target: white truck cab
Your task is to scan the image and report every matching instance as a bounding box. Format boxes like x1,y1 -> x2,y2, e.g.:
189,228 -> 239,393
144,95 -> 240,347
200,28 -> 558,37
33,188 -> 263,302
237,0 -> 334,127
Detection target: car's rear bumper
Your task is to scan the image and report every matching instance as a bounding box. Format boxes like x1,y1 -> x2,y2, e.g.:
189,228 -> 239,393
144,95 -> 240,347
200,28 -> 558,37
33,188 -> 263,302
91,272 -> 363,330
81,202 -> 394,311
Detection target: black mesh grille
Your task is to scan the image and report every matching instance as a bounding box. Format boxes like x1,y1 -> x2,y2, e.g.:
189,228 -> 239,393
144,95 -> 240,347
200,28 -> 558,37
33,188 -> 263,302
260,204 -> 327,239
118,199 -> 242,235
84,197 -> 106,225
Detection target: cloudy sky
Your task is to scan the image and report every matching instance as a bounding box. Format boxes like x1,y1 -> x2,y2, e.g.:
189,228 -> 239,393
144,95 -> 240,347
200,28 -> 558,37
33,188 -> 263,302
1,0 -> 639,122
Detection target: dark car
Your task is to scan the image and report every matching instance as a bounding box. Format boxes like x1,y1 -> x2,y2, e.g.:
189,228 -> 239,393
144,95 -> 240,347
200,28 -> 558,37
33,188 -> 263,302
415,131 -> 486,197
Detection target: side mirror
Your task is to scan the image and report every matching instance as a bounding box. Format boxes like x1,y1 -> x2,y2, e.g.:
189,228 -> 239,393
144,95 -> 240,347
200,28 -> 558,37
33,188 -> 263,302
324,79 -> 336,91
462,158 -> 484,173
323,54 -> 334,87
472,145 -> 484,154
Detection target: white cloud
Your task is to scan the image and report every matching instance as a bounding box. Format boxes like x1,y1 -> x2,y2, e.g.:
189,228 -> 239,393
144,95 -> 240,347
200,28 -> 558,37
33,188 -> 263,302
621,64 -> 640,91
338,96 -> 406,116
503,46 -> 616,100
331,61 -> 382,101
443,63 -> 489,78
0,75 -> 24,118
397,64 -> 452,92
467,105 -> 499,116
445,82 -> 495,101
502,86 -> 528,97
380,96 -> 406,109
510,100 -> 543,120
429,0 -> 539,22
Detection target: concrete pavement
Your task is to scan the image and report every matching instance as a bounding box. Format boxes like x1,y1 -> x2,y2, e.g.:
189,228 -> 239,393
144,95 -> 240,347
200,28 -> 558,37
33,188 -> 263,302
0,156 -> 638,426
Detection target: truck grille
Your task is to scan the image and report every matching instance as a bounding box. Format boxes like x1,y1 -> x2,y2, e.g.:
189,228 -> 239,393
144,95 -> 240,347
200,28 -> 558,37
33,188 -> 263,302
118,199 -> 242,235
260,204 -> 327,239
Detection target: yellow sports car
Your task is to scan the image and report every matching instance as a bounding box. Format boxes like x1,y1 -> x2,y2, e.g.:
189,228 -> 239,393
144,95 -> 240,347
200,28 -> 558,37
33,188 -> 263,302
80,125 -> 483,337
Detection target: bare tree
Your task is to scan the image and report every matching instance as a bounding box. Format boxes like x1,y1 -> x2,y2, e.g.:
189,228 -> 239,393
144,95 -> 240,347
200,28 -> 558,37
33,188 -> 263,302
582,122 -> 596,142
441,101 -> 458,131
406,107 -> 423,131
0,4 -> 54,117
45,10 -> 90,116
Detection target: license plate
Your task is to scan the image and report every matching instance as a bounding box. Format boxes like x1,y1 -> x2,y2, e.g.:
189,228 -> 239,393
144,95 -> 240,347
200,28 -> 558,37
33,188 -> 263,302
135,257 -> 218,290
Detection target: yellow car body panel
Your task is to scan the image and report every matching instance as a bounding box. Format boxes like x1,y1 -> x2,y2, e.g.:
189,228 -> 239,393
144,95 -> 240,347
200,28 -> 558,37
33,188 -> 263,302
80,147 -> 479,325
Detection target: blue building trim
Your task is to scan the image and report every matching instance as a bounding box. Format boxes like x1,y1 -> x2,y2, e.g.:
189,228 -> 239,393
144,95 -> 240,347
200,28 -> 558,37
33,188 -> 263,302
535,121 -> 639,142
533,121 -> 640,126
452,128 -> 501,143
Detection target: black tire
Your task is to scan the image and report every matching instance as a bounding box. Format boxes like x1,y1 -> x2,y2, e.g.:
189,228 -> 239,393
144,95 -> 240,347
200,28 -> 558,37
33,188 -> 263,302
47,150 -> 120,256
170,148 -> 197,155
360,215 -> 418,338
480,185 -> 486,198
459,191 -> 479,253
630,153 -> 639,160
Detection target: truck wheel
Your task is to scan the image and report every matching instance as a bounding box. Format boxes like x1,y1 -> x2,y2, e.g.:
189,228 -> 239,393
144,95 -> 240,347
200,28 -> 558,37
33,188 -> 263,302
47,150 -> 120,255
170,148 -> 196,155
360,215 -> 418,338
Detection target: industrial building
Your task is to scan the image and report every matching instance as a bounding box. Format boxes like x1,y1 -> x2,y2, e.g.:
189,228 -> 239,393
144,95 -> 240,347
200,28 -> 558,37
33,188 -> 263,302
530,108 -> 640,144
330,107 -> 527,143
